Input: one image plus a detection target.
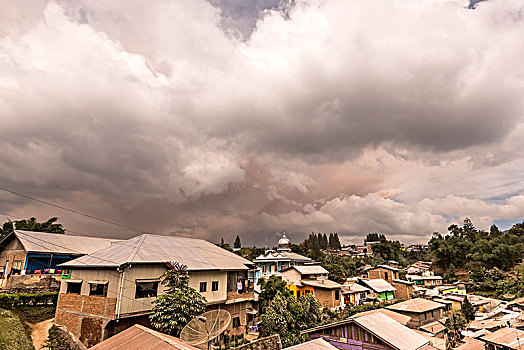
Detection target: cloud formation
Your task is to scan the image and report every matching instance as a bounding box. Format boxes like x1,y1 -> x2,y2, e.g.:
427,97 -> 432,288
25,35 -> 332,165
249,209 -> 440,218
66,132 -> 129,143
1,0 -> 524,246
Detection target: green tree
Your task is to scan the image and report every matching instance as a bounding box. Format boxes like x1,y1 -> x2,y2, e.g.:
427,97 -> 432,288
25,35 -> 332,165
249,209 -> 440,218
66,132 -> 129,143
150,262 -> 207,336
461,298 -> 475,322
234,235 -> 241,249
258,275 -> 291,310
0,217 -> 65,240
260,293 -> 324,348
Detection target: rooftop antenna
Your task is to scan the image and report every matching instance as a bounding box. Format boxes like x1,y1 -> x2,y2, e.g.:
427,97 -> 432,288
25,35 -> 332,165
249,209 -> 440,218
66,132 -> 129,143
180,309 -> 231,350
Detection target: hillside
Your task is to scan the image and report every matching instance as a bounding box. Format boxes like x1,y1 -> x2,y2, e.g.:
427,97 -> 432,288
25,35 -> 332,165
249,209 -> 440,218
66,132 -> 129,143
0,308 -> 34,350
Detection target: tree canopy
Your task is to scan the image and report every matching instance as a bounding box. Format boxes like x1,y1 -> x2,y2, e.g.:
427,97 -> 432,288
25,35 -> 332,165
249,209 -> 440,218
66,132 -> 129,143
0,217 -> 65,240
149,262 -> 207,336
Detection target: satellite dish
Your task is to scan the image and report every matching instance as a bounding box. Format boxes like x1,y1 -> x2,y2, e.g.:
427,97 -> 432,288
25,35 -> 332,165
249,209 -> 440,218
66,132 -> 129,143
180,309 -> 231,349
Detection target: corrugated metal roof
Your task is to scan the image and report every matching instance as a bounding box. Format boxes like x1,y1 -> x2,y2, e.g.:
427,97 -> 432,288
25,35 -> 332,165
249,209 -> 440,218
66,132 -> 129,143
360,278 -> 396,293
253,251 -> 311,262
293,265 -> 328,275
354,313 -> 430,350
90,324 -> 199,350
283,339 -> 337,350
481,327 -> 524,348
387,298 -> 446,313
301,279 -> 341,289
302,313 -> 429,350
353,309 -> 411,326
364,264 -> 400,272
61,234 -> 252,271
12,230 -> 120,255
341,283 -> 370,294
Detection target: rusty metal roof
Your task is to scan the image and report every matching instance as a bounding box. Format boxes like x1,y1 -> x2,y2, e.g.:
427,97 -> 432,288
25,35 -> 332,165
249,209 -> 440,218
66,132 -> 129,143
61,233 -> 252,271
90,324 -> 199,350
387,298 -> 447,313
481,327 -> 524,348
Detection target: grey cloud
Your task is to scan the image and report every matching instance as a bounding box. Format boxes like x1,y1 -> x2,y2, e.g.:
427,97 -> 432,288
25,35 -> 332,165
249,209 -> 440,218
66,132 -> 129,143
1,0 -> 524,245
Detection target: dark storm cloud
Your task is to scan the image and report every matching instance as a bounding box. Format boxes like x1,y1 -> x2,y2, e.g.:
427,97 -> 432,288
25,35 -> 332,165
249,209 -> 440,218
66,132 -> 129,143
1,0 -> 524,245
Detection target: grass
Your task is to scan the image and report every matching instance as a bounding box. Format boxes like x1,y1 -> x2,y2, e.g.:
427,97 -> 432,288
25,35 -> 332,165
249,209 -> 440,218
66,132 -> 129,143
0,308 -> 35,350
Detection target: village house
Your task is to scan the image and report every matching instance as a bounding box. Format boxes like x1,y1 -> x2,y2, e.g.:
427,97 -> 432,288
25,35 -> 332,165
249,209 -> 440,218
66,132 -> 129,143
406,261 -> 433,275
358,278 -> 396,302
301,312 -> 432,350
281,265 -> 342,309
362,265 -> 414,300
54,234 -> 256,348
341,283 -> 370,306
386,298 -> 447,329
407,275 -> 443,287
252,232 -> 312,283
0,230 -> 119,292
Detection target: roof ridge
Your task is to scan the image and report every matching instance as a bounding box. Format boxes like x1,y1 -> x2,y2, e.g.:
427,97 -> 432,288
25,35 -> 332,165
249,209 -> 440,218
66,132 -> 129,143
127,234 -> 148,263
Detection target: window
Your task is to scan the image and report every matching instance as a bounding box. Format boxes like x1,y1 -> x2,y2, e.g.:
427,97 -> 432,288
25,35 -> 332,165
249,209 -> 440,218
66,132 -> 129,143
135,281 -> 158,299
66,281 -> 82,294
431,310 -> 434,318
335,290 -> 340,300
89,282 -> 108,297
12,260 -> 22,270
384,272 -> 389,280
212,281 -> 219,291
305,290 -> 311,294
232,317 -> 241,328
200,282 -> 207,292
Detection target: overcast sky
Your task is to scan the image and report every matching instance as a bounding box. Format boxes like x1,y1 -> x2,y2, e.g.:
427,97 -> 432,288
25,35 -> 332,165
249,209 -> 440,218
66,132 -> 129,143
1,0 -> 524,246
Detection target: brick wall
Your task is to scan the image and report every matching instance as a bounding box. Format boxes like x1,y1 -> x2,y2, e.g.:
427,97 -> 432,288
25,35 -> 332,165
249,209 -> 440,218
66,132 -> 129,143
368,268 -> 398,283
392,282 -> 413,301
55,293 -> 118,347
315,288 -> 337,309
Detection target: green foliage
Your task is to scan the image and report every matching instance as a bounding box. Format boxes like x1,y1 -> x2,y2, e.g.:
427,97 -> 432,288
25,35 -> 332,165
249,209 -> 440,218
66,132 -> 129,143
233,246 -> 266,261
0,217 -> 65,240
218,238 -> 232,251
445,312 -> 467,331
370,240 -> 402,262
430,219 -> 524,274
461,298 -> 475,322
15,306 -> 56,324
149,263 -> 207,336
0,292 -> 58,309
365,233 -> 386,242
234,235 -> 241,249
258,276 -> 291,310
260,293 -> 327,348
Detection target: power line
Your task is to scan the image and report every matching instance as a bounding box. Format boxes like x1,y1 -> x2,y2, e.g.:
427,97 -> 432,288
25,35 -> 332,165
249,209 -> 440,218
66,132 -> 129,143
0,211 -> 254,267
0,186 -> 149,234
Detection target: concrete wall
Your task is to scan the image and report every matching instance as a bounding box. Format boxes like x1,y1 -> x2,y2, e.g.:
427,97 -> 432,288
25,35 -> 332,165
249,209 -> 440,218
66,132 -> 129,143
396,308 -> 445,328
5,274 -> 61,293
281,268 -> 301,283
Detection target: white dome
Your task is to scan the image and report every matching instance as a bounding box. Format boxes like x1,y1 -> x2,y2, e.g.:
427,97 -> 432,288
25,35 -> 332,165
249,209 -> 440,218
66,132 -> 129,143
278,232 -> 290,247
